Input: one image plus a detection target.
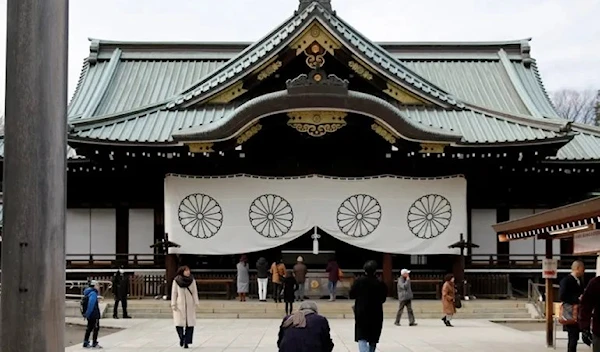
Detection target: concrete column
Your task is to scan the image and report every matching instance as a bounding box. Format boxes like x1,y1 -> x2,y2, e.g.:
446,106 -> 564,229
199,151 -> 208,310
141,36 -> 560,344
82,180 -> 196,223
1,1 -> 68,351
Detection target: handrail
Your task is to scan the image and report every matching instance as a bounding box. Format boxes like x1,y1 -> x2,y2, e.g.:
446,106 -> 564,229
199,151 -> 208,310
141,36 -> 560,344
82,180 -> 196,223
527,279 -> 545,318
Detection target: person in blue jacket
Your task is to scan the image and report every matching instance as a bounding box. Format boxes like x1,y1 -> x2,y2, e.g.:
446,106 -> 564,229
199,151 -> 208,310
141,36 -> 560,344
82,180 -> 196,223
83,280 -> 102,349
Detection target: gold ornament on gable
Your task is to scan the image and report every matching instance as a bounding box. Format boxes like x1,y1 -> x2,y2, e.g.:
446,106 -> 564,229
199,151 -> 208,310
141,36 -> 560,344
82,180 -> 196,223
290,21 -> 342,56
419,143 -> 446,154
236,124 -> 263,145
371,122 -> 397,144
187,142 -> 215,153
207,81 -> 248,104
348,61 -> 373,80
257,61 -> 283,81
287,111 -> 347,137
383,82 -> 426,105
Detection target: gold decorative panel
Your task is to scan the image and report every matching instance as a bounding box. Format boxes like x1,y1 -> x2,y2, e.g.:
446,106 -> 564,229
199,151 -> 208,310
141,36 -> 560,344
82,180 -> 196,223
348,60 -> 373,80
371,123 -> 397,144
187,142 -> 214,153
419,143 -> 446,153
236,124 -> 263,145
256,60 -> 283,81
207,81 -> 247,104
287,111 -> 347,137
290,21 -> 342,56
383,82 -> 426,105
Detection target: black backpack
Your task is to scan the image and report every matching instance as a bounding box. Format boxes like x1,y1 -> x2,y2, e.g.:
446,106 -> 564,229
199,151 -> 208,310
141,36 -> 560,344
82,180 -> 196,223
80,293 -> 89,317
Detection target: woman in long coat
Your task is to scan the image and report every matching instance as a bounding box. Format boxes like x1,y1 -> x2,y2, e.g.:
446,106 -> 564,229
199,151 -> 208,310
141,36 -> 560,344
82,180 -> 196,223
441,273 -> 456,327
171,266 -> 199,348
349,260 -> 387,352
237,255 -> 250,301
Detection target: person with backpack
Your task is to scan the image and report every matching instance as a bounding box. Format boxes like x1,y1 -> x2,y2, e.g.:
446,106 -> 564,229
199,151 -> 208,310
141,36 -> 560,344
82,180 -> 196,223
82,280 -> 102,349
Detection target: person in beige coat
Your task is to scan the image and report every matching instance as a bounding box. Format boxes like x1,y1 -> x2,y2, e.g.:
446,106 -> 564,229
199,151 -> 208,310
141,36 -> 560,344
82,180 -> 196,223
171,266 -> 199,349
441,274 -> 456,327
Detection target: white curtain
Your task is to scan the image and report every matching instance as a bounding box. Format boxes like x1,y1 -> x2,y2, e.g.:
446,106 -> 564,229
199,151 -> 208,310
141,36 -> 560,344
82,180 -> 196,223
164,174 -> 466,255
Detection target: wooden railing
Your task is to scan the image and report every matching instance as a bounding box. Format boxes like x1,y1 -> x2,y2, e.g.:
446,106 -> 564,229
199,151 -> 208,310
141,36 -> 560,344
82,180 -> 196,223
469,254 -> 596,269
66,253 -> 163,269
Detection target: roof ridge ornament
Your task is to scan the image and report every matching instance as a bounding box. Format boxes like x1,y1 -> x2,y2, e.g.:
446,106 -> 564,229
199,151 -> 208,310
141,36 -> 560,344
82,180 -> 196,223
286,68 -> 348,95
298,0 -> 332,13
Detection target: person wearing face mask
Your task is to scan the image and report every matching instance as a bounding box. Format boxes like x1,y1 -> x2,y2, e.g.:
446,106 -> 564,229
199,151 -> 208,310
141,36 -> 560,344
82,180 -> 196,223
559,260 -> 586,352
112,267 -> 131,319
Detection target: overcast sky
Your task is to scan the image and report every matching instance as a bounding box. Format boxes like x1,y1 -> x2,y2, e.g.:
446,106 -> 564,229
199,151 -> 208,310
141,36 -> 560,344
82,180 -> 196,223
1,0 -> 599,115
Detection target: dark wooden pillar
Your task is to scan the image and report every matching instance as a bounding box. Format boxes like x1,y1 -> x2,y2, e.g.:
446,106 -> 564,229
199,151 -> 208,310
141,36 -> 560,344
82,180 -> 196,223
545,238 -> 554,347
496,208 -> 510,265
166,254 -> 178,299
452,255 -> 465,292
115,206 -> 129,266
382,253 -> 393,296
1,0 -> 68,350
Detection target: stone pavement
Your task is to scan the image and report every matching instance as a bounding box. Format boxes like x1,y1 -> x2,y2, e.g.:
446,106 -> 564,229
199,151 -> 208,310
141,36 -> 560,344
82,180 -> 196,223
65,318 -> 571,351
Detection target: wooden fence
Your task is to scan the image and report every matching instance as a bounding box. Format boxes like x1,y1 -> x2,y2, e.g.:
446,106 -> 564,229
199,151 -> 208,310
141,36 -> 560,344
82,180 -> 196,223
82,271 -> 511,299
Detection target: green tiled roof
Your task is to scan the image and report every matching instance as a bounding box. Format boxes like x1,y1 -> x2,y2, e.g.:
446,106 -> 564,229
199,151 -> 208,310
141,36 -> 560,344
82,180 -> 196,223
71,102 -> 564,146
167,3 -> 461,109
552,126 -> 600,161
72,106 -> 236,143
62,3 -> 599,162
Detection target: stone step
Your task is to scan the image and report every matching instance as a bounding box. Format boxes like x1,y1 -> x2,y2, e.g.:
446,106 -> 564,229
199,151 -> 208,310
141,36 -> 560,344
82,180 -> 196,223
122,312 -> 533,320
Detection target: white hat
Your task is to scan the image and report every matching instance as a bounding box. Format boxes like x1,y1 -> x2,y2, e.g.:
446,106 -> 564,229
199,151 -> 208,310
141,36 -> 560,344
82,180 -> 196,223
90,280 -> 98,287
297,256 -> 304,262
400,269 -> 410,275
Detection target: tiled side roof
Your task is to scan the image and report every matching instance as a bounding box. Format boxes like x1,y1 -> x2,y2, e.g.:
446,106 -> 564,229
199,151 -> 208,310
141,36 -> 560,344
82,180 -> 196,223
72,106 -> 235,143
94,60 -> 227,116
400,60 -> 529,116
552,128 -> 600,161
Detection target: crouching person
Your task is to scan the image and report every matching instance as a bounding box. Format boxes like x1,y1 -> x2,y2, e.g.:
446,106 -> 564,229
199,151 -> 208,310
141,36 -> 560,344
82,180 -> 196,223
277,301 -> 334,352
83,280 -> 102,349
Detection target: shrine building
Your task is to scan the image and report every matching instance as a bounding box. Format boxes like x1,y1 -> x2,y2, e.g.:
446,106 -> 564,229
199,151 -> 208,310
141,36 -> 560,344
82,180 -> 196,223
2,0 -> 599,296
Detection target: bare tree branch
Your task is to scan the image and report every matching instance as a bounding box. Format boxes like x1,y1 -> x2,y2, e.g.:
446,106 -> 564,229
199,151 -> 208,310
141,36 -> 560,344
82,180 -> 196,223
551,89 -> 599,125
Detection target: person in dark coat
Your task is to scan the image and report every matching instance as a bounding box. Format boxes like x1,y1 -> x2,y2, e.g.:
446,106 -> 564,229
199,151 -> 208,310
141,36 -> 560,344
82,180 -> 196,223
277,300 -> 334,352
256,257 -> 269,302
112,268 -> 131,319
559,260 -> 585,352
325,258 -> 340,301
293,256 -> 308,301
82,281 -> 102,349
579,275 -> 600,350
282,270 -> 299,315
349,260 -> 387,352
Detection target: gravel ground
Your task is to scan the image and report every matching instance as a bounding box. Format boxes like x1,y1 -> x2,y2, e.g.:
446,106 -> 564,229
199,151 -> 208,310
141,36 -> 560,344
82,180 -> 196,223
66,324 -> 121,347
497,322 -> 546,331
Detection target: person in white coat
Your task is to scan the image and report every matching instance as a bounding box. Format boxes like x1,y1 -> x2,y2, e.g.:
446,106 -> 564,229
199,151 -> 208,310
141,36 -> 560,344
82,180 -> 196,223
171,266 -> 199,349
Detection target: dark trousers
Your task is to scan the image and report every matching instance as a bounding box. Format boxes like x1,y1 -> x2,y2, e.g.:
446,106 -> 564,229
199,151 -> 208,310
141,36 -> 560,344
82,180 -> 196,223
113,297 -> 128,317
566,325 -> 580,352
84,318 -> 100,343
285,302 -> 294,315
176,326 -> 194,346
593,334 -> 599,352
395,300 -> 415,325
272,283 -> 282,302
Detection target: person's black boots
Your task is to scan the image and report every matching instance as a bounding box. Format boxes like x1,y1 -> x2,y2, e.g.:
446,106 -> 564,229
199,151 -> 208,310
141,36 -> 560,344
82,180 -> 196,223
176,327 -> 184,347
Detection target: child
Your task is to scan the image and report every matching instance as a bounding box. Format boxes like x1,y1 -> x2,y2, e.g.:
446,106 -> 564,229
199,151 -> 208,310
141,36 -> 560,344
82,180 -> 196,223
282,270 -> 298,315
82,280 -> 102,348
